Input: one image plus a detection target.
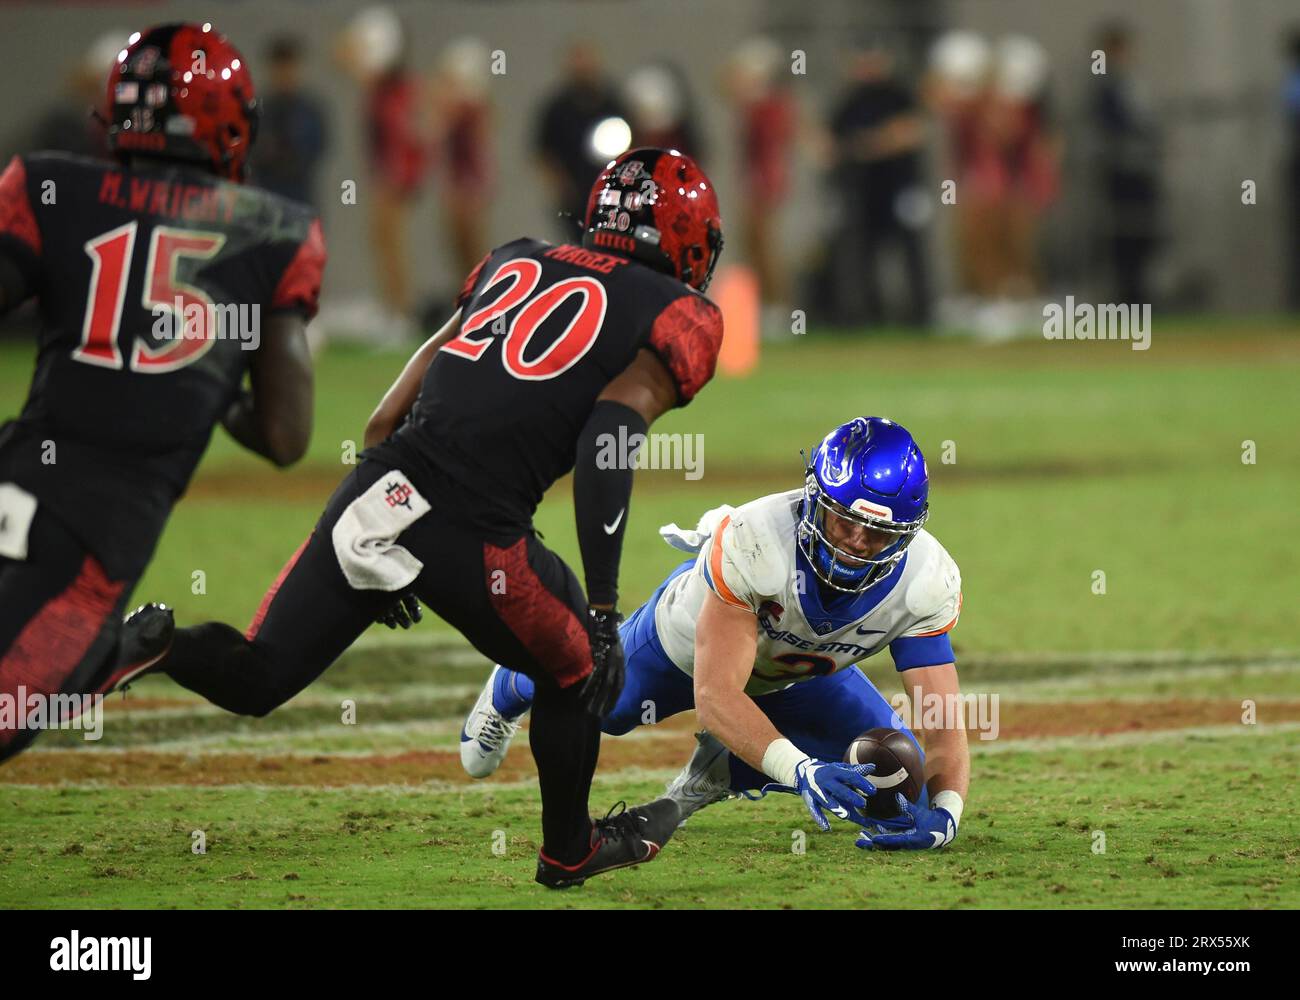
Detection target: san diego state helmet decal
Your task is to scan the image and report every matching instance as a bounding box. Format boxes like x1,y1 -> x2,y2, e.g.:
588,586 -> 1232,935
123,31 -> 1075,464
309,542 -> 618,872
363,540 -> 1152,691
105,23 -> 258,182
798,417 -> 930,594
582,147 -> 723,292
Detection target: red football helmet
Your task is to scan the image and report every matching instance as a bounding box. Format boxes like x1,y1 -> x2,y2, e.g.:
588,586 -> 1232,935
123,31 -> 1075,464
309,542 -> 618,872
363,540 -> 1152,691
104,23 -> 258,182
582,148 -> 724,292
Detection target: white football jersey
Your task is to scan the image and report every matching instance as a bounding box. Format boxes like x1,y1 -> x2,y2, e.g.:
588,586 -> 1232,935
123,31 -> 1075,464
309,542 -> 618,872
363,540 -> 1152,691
653,490 -> 962,696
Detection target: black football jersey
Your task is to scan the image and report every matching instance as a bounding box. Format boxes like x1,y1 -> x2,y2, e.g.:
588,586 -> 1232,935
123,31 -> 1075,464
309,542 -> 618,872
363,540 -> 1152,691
365,237 -> 724,536
0,152 -> 326,579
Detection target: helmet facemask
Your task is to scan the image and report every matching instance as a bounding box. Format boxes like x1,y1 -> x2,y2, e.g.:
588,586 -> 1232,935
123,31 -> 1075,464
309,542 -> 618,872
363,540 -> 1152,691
682,221 -> 724,292
797,474 -> 928,594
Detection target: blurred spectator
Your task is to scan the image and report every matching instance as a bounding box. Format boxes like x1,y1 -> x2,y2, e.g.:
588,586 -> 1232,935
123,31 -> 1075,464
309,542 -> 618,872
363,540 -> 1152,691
432,38 -> 494,291
1091,22 -> 1161,304
624,62 -> 704,159
724,37 -> 796,330
534,41 -> 630,238
826,43 -> 931,327
336,5 -> 432,335
927,30 -> 994,303
929,32 -> 1060,333
251,37 -> 329,208
1284,32 -> 1300,311
29,30 -> 124,158
991,36 -> 1061,296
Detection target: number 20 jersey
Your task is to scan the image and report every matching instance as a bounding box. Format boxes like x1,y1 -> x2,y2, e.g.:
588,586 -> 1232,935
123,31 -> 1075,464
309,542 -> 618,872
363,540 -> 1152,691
365,236 -> 725,537
0,152 -> 325,579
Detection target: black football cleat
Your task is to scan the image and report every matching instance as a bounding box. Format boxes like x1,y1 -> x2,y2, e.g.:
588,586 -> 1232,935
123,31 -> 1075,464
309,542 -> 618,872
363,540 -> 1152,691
99,603 -> 175,695
535,797 -> 682,890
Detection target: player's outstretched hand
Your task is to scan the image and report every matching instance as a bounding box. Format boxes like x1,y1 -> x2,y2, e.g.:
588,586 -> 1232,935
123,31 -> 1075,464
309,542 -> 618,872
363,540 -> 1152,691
377,592 -> 423,630
794,759 -> 877,832
581,607 -> 625,717
855,794 -> 957,851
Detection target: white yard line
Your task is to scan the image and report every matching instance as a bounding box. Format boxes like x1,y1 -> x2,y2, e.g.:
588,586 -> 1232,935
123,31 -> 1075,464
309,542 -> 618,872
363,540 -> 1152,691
934,661 -> 1300,702
968,720 -> 1300,754
343,633 -> 1300,670
113,659 -> 1300,722
29,718 -> 692,754
0,772 -> 687,795
955,650 -> 1299,669
6,719 -> 1294,792
102,683 -> 484,722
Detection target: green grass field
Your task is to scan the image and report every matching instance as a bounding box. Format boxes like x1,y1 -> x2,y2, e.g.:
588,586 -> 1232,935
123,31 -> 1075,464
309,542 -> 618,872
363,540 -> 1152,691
1,321 -> 1298,908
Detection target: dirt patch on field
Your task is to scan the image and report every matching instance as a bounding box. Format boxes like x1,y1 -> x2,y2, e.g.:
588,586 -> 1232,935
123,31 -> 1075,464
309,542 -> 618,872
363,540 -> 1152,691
100,697 -> 198,712
994,698 -> 1294,739
5,699 -> 1297,787
185,467 -> 347,503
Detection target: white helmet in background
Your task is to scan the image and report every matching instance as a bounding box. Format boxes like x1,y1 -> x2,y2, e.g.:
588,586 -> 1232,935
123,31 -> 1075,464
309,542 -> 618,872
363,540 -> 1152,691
996,34 -> 1051,101
930,30 -> 992,97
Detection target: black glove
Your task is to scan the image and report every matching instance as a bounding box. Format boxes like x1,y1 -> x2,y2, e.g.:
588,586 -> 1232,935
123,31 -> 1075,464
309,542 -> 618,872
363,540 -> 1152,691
377,592 -> 423,630
580,607 -> 625,717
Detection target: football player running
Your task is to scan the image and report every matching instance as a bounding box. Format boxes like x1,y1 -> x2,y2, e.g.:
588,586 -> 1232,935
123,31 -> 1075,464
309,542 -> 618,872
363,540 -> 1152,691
462,417 -> 971,851
140,147 -> 726,888
0,24 -> 323,763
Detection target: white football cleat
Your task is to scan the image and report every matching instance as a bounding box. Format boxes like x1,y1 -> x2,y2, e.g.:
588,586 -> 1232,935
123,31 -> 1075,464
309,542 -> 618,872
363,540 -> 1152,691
664,731 -> 734,825
459,666 -> 526,779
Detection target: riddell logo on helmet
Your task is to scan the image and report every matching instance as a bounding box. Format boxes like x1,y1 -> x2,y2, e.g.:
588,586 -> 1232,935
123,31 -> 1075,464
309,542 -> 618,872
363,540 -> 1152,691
851,499 -> 894,520
591,231 -> 636,253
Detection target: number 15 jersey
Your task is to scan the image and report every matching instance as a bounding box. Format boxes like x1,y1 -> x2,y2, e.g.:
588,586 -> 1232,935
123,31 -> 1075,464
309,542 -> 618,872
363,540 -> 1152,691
0,152 -> 325,579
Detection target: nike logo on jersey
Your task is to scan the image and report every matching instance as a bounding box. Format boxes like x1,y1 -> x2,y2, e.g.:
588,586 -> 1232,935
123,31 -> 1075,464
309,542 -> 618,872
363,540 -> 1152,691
758,619 -> 881,659
603,509 -> 625,535
855,626 -> 887,636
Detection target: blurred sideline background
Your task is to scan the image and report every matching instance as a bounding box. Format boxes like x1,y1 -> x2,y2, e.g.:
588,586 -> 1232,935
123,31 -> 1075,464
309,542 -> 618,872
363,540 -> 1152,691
1,0 -> 1297,344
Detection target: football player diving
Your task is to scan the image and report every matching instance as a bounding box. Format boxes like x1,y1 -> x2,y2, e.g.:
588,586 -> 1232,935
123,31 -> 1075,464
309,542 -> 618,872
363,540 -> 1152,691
134,147 -> 727,888
0,24 -> 323,763
461,417 -> 972,851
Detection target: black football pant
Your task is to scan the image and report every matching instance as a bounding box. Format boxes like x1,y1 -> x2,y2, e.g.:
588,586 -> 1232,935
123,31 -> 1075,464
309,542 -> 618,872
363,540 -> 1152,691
159,460 -> 603,864
0,508 -> 137,763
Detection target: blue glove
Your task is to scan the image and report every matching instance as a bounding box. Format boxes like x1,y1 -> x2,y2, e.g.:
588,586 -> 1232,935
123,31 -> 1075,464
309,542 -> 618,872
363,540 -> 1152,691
794,758 -> 877,831
856,794 -> 957,851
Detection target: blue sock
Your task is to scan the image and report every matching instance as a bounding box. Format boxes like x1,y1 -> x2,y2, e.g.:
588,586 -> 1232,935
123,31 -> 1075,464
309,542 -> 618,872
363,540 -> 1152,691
728,754 -> 769,794
491,667 -> 534,720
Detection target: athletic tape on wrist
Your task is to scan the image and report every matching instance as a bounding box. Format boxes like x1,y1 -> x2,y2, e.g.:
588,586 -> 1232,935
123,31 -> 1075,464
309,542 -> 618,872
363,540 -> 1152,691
762,737 -> 807,788
932,789 -> 964,829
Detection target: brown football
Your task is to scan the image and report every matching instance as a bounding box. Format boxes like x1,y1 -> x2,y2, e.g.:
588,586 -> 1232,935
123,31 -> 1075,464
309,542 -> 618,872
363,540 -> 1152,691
843,727 -> 925,820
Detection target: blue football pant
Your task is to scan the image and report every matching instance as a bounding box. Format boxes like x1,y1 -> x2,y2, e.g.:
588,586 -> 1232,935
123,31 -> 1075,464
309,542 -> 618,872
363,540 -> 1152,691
496,602 -> 924,795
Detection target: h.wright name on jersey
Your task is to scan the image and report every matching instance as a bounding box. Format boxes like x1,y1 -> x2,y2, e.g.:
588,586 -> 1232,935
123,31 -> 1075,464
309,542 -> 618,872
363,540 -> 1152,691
653,490 -> 962,696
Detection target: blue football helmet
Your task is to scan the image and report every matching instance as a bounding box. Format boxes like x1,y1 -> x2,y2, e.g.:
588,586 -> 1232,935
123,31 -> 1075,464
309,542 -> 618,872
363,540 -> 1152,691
797,417 -> 930,593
